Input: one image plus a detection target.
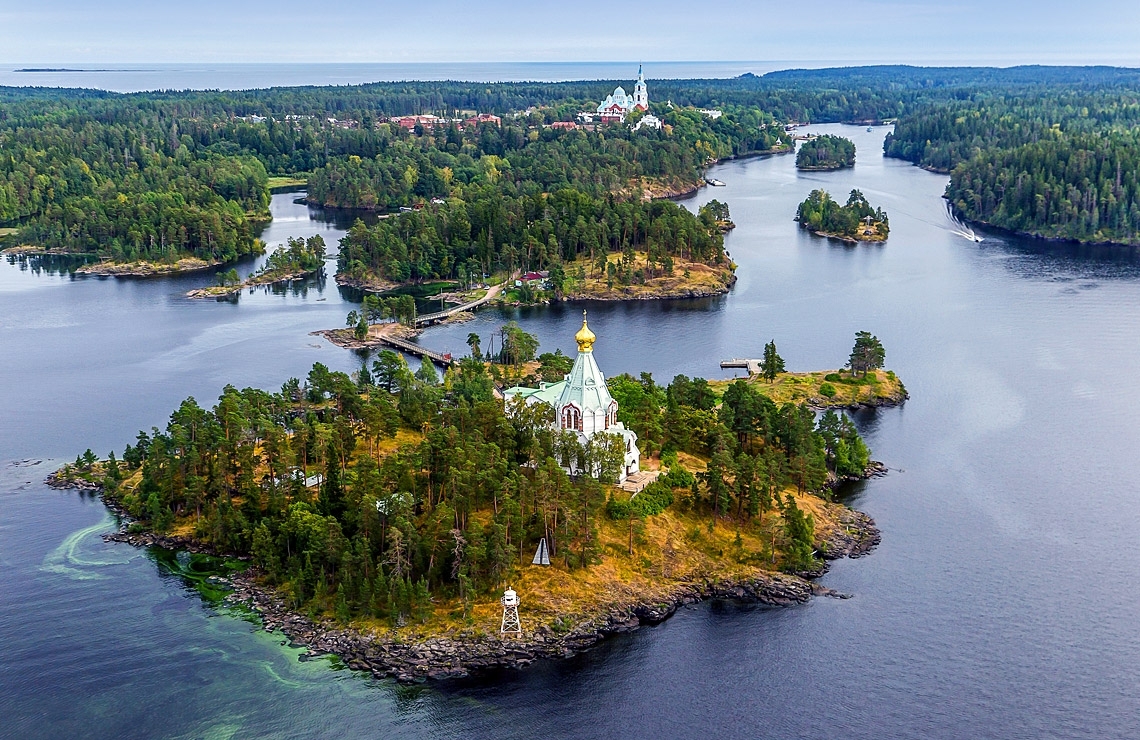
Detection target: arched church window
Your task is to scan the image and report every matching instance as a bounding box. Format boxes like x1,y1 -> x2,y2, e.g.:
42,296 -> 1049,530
562,405 -> 581,431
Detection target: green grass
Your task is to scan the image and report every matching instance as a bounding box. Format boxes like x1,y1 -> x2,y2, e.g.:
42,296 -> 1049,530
267,175 -> 309,190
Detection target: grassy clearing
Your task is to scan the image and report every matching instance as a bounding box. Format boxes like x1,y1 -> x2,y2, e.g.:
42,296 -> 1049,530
378,486 -> 849,642
267,175 -> 309,190
562,251 -> 735,301
0,227 -> 19,238
710,368 -> 906,408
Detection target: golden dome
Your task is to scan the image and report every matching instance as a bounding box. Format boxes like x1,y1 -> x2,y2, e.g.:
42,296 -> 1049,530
575,311 -> 596,352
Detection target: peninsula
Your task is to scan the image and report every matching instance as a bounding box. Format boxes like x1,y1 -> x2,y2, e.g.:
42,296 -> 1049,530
796,188 -> 890,242
49,322 -> 897,682
187,236 -> 326,298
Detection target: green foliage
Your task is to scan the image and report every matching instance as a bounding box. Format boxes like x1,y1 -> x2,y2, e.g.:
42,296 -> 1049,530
795,189 -> 889,239
796,135 -> 855,169
824,373 -> 842,382
885,89 -> 1140,245
761,340 -> 785,382
255,235 -> 326,279
848,331 -> 886,377
537,349 -> 573,382
781,496 -> 817,572
818,382 -> 837,398
496,322 -> 539,366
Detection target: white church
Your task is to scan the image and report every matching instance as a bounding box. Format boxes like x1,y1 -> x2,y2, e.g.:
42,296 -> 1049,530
504,312 -> 641,482
596,65 -> 649,123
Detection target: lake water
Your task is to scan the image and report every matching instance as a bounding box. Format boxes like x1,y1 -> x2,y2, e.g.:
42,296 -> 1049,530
4,125 -> 1140,739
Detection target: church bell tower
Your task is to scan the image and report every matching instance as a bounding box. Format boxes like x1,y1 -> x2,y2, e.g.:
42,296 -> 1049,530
633,65 -> 648,111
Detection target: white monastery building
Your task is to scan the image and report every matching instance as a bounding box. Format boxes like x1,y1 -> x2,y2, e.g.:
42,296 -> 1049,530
596,65 -> 650,123
504,313 -> 641,482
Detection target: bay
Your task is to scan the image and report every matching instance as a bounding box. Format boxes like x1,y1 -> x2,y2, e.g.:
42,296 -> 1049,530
3,125 -> 1140,739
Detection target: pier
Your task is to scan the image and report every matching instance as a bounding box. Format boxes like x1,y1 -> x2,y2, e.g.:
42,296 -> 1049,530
721,358 -> 761,375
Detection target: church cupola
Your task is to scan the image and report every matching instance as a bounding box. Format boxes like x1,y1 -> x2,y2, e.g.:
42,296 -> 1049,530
575,311 -> 596,352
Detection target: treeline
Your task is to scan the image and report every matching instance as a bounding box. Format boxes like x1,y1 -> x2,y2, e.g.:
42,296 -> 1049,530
11,67 -> 1140,262
0,114 -> 268,261
72,353 -> 870,624
795,189 -> 889,239
796,135 -> 856,170
337,186 -> 728,284
884,90 -> 1140,172
947,131 -> 1140,244
885,89 -> 1140,243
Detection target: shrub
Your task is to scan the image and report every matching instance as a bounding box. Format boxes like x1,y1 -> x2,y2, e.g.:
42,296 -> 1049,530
819,383 -> 837,398
824,373 -> 842,382
660,465 -> 695,489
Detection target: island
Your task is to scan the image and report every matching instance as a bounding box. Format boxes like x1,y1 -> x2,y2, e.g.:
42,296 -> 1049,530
48,323 -> 899,683
187,236 -> 326,298
796,134 -> 856,170
796,189 -> 890,242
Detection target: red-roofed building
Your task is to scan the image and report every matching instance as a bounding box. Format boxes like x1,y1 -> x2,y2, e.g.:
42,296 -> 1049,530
390,115 -> 446,130
550,121 -> 578,130
464,113 -> 501,127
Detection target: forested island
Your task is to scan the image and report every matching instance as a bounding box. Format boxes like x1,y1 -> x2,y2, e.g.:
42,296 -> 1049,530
796,134 -> 856,170
796,189 -> 890,242
188,235 -> 327,298
50,328 -> 901,681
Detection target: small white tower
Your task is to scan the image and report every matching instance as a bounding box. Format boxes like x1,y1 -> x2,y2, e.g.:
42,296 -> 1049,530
501,587 -> 522,637
633,64 -> 648,111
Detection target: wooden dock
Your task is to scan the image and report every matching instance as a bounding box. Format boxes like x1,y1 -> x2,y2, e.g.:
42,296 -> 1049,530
721,358 -> 761,375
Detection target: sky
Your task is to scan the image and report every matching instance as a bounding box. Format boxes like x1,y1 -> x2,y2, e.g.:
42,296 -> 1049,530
1,0 -> 1138,67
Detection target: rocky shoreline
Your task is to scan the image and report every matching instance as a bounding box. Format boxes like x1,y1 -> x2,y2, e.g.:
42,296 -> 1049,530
187,267 -> 324,298
803,227 -> 886,244
45,468 -> 880,684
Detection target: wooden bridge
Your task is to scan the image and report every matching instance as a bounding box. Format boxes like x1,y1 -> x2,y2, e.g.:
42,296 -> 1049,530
416,282 -> 505,326
377,333 -> 455,367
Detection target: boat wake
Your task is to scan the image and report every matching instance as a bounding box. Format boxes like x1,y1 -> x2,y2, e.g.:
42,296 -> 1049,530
945,204 -> 984,242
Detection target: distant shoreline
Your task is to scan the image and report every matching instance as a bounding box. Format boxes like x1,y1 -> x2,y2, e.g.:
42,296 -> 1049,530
14,68 -> 147,73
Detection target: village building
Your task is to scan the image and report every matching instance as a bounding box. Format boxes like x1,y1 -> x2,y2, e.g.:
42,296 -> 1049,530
464,113 -> 502,127
596,65 -> 649,123
390,114 -> 446,130
503,313 -> 641,482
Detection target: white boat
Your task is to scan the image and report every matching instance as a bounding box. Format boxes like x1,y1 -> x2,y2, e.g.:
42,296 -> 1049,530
705,178 -> 726,187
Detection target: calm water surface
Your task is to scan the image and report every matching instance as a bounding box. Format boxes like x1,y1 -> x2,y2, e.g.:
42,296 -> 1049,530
3,125 -> 1140,739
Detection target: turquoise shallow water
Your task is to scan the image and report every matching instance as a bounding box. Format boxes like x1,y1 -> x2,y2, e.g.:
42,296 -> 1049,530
4,125 -> 1140,738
